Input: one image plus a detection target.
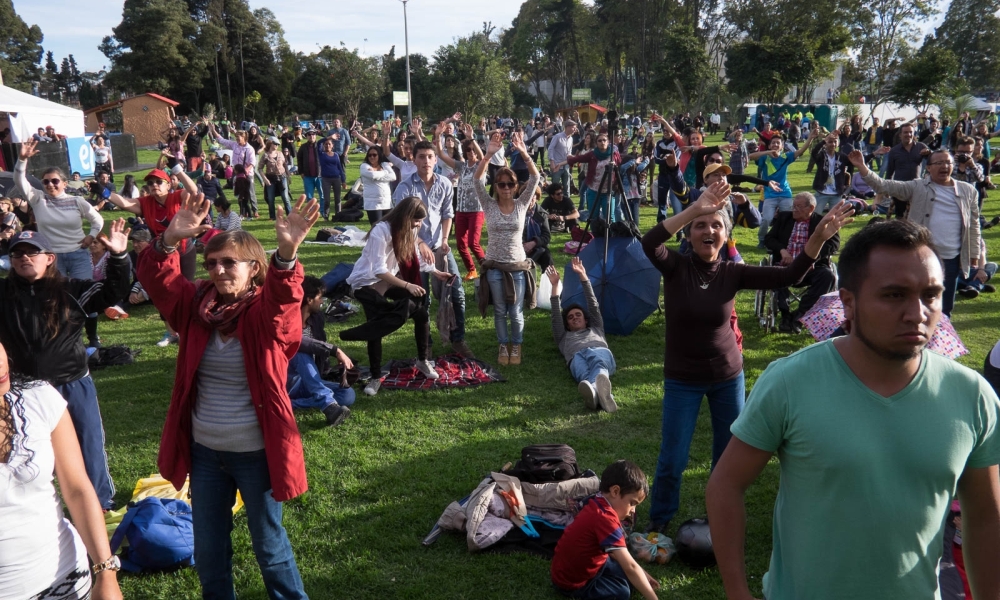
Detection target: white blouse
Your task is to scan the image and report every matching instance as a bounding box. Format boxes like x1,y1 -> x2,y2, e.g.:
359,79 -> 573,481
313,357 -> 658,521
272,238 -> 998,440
359,162 -> 397,211
347,221 -> 434,289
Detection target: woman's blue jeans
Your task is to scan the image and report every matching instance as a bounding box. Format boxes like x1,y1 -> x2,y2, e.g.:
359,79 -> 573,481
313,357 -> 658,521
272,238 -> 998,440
56,247 -> 92,280
569,348 -> 616,385
190,443 -> 308,600
486,268 -> 525,344
648,372 -> 746,526
264,176 -> 292,220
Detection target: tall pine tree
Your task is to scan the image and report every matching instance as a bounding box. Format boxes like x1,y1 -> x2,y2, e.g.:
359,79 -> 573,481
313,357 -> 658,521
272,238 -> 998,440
935,0 -> 1000,93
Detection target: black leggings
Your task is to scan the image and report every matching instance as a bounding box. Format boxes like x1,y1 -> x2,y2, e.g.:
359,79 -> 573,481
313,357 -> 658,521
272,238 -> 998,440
367,209 -> 385,225
340,286 -> 429,378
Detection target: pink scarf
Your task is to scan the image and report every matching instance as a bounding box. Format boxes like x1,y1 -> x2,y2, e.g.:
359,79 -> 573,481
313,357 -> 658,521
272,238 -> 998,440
195,281 -> 260,336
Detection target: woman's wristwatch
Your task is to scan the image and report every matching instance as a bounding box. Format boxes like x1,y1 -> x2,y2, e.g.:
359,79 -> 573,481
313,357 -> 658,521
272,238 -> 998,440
92,554 -> 121,575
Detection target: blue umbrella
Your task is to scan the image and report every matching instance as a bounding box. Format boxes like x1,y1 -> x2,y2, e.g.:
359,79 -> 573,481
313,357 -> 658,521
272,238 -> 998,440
560,237 -> 660,335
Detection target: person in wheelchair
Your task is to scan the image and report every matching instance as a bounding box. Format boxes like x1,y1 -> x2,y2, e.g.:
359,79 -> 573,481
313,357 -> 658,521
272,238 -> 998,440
763,192 -> 841,333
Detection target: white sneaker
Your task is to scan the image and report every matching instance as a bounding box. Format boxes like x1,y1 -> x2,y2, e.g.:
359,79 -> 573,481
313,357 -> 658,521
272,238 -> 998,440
415,359 -> 440,379
156,332 -> 179,348
364,378 -> 382,396
578,380 -> 598,410
595,373 -> 618,413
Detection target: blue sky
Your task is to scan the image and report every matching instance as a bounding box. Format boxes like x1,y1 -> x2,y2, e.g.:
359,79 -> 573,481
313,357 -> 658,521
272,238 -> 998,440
16,0 -> 528,73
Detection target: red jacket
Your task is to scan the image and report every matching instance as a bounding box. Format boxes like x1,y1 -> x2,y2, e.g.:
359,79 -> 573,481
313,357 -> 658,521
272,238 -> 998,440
138,245 -> 308,501
567,149 -> 622,191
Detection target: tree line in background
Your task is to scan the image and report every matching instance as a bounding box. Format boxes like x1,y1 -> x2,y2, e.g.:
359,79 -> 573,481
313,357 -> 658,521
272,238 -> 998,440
1,0 -> 1000,124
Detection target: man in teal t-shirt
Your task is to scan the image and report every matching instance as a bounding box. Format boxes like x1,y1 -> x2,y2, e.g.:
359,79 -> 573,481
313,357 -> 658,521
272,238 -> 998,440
706,219 -> 1000,600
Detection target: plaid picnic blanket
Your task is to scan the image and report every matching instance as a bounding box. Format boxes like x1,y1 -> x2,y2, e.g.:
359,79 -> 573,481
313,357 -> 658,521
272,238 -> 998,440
377,355 -> 506,391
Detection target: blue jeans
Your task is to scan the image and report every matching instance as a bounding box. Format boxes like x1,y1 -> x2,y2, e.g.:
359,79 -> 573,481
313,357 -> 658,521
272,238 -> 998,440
758,196 -> 793,245
942,256 -> 961,316
264,177 -> 292,220
815,193 -> 841,214
649,373 -> 746,525
421,250 -> 466,343
302,176 -> 324,209
190,443 -> 308,600
55,376 -> 115,510
552,165 -> 571,197
56,247 -> 92,280
486,269 -> 526,344
585,188 -> 618,223
557,555 -> 630,600
287,353 -> 356,409
625,198 -> 641,226
569,348 -> 616,385
959,262 -> 998,291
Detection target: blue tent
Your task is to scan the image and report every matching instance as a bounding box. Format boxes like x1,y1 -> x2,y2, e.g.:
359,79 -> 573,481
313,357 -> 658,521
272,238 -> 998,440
560,237 -> 660,336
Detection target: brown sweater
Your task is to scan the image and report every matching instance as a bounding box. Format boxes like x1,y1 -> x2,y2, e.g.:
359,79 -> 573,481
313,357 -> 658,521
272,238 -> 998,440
641,224 -> 815,382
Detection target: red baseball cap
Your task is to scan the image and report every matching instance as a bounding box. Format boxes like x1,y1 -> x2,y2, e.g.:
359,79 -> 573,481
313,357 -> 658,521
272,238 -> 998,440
144,168 -> 170,182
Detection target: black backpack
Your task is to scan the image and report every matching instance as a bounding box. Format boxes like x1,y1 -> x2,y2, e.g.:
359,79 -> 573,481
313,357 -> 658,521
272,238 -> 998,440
88,345 -> 141,370
503,444 -> 580,483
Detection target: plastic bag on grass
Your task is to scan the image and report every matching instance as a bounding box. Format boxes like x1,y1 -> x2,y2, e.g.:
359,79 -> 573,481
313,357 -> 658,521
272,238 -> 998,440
628,531 -> 676,564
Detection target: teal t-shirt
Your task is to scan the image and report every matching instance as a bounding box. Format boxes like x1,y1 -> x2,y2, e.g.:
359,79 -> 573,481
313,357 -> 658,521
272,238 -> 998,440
756,151 -> 796,199
732,340 -> 1000,600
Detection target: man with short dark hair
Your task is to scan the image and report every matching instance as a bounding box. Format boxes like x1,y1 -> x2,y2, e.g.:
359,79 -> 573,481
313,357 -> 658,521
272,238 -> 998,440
548,120 -> 578,195
541,183 -> 579,231
707,218 -> 1000,600
811,132 -> 854,213
392,140 -> 472,358
883,122 -> 930,218
850,148 -> 980,316
764,192 -> 839,333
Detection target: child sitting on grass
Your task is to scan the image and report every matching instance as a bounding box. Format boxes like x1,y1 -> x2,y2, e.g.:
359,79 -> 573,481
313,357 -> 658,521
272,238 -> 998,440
551,460 -> 660,600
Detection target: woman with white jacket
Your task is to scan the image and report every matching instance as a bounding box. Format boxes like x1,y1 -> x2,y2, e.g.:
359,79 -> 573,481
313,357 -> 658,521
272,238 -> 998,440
359,146 -> 396,225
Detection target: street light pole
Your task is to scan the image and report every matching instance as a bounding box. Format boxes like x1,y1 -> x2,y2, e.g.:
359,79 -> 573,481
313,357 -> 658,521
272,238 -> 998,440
400,0 -> 413,123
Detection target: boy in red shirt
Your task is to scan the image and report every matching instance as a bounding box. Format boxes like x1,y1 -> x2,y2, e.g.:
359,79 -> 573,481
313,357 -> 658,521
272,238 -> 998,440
551,460 -> 660,600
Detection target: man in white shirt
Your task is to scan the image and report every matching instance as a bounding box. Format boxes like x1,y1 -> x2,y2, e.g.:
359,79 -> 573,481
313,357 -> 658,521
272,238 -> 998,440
548,120 -> 578,199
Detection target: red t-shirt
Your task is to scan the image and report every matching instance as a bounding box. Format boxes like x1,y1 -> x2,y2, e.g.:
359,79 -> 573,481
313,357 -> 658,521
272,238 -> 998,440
138,191 -> 185,250
550,494 -> 627,591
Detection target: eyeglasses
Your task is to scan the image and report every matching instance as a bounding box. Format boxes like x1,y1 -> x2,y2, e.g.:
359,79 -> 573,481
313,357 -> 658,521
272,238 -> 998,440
203,258 -> 250,271
148,179 -> 169,186
41,178 -> 62,185
928,161 -> 953,167
10,248 -> 46,259
496,182 -> 516,189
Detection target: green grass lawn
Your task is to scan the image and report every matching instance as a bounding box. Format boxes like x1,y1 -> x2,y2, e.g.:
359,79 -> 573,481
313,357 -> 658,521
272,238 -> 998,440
92,140 -> 1000,598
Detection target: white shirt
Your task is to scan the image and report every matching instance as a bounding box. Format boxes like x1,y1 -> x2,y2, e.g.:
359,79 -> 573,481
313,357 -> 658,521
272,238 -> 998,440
822,152 -> 839,195
928,182 -> 963,259
387,153 -> 418,182
0,384 -> 89,600
359,162 -> 396,211
347,221 -> 434,289
548,132 -> 574,166
489,145 -> 506,166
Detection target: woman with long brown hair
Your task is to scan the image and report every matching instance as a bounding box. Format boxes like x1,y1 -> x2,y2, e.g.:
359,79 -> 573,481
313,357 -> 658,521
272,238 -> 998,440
341,197 -> 453,396
137,194 -> 319,598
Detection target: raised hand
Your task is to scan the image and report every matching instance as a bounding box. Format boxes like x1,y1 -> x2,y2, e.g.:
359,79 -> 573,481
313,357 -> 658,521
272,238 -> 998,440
163,193 -> 212,247
275,195 -> 320,259
486,133 -> 504,156
692,180 -> 732,216
450,112 -> 463,123
812,201 -> 855,241
462,123 -> 474,139
381,119 -> 392,135
18,139 -> 39,160
545,264 -> 561,286
846,150 -> 865,168
663,152 -> 677,168
99,218 -> 132,255
569,256 -> 587,278
510,131 -> 527,155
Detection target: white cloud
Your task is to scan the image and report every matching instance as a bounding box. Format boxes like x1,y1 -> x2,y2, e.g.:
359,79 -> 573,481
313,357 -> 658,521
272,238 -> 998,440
17,0 -> 525,73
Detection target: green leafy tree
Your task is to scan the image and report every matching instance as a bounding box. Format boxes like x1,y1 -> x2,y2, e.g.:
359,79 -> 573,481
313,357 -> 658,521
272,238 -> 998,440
291,46 -> 384,120
383,47 -> 431,115
887,39 -> 961,110
650,23 -> 714,109
101,0 -> 209,107
502,0 -> 564,110
429,33 -> 512,119
0,0 -> 43,92
935,0 -> 1000,93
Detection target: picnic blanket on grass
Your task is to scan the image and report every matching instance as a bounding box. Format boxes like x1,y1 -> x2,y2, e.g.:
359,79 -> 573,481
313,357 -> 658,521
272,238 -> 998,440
376,355 -> 505,390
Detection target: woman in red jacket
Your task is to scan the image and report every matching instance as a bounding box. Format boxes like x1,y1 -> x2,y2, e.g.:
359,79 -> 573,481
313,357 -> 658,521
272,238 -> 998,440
138,193 -> 319,599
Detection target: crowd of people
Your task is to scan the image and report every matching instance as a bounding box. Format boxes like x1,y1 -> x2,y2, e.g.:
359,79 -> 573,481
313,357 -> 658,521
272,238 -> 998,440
1,103 -> 999,600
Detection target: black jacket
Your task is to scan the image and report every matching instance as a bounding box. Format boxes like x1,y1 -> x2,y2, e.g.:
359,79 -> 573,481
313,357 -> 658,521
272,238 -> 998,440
810,147 -> 853,195
0,254 -> 131,385
764,212 -> 839,268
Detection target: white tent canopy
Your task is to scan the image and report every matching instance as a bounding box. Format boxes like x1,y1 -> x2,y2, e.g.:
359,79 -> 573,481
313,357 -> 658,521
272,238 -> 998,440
0,85 -> 85,143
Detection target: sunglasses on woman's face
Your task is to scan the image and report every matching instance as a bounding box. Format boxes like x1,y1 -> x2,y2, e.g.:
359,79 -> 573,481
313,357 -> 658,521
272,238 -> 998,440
203,258 -> 250,271
41,178 -> 62,185
10,248 -> 47,259
496,181 -> 516,190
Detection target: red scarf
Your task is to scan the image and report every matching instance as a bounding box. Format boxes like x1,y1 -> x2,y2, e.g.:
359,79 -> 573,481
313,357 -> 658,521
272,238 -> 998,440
398,253 -> 422,286
195,281 -> 260,336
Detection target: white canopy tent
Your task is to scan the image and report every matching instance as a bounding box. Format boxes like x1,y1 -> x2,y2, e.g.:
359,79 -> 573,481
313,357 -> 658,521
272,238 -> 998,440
0,85 -> 85,142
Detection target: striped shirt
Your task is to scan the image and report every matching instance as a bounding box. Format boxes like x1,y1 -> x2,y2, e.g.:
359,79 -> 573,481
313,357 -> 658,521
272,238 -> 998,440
192,331 -> 264,452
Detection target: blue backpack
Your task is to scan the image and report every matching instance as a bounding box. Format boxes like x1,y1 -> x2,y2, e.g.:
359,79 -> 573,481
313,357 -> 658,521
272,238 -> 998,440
109,497 -> 195,572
